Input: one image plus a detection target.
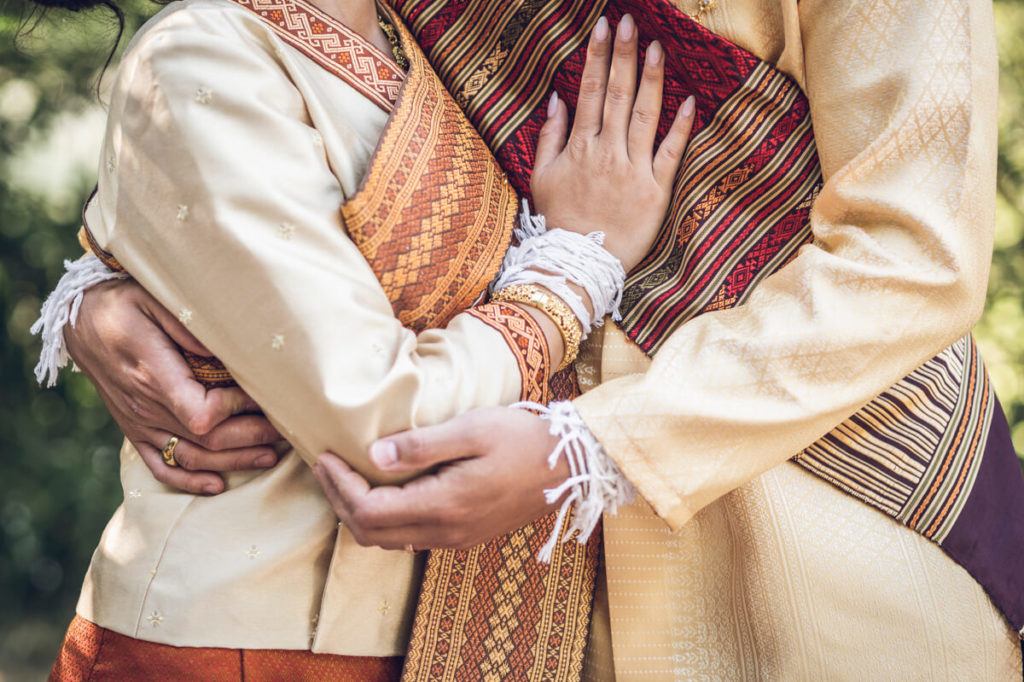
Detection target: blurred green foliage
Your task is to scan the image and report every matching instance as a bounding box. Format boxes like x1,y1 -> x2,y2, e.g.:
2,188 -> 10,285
0,1 -> 1022,678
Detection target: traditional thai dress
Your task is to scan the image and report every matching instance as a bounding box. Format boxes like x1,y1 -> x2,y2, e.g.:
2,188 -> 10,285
382,0 -> 1024,679
53,0 -> 595,677
53,0 -> 1024,679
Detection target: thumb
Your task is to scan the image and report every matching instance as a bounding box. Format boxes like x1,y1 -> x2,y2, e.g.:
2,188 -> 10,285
533,91 -> 569,171
369,412 -> 485,473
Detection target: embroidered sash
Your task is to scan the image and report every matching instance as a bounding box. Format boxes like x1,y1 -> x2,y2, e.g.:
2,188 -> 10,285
390,0 -> 1024,640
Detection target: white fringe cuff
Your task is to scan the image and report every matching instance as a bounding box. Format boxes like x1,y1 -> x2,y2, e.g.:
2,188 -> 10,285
30,255 -> 127,387
514,399 -> 637,563
490,200 -> 627,335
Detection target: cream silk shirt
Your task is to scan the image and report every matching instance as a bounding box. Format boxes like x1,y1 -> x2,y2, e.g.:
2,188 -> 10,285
78,0 -> 526,655
575,0 -> 1022,679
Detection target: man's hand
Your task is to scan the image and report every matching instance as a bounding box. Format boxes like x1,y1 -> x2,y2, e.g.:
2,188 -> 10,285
313,407 -> 569,550
66,278 -> 282,494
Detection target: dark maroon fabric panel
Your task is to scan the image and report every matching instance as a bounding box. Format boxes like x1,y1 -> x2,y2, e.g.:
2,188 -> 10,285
940,398 -> 1024,635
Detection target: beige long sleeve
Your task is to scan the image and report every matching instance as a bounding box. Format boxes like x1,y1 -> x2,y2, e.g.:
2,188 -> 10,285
84,1 -> 528,484
575,0 -> 998,530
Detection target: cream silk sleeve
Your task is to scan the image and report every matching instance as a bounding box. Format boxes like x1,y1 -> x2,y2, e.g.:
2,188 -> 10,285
574,0 -> 998,529
84,5 -> 526,484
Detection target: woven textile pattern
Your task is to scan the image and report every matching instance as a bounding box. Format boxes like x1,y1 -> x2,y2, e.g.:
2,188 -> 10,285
338,15 -> 517,333
799,334 -> 992,544
400,331 -> 594,682
181,350 -> 237,388
49,615 -> 403,681
390,0 -> 1023,635
467,303 -> 551,404
232,0 -> 404,112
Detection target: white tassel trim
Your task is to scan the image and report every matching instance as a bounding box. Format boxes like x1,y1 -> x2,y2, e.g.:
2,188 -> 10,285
491,200 -> 626,334
30,255 -> 127,387
514,400 -> 636,563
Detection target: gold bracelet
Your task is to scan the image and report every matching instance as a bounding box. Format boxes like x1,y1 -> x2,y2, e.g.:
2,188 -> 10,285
492,283 -> 584,371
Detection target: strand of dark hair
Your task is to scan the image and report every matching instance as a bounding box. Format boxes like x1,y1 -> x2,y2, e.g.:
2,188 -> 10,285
12,0 -> 129,99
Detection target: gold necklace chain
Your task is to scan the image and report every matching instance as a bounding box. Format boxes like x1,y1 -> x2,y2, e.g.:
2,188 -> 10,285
377,16 -> 409,70
692,0 -> 718,25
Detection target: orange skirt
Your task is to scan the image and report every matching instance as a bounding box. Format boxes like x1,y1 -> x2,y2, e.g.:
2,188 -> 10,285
50,615 -> 403,681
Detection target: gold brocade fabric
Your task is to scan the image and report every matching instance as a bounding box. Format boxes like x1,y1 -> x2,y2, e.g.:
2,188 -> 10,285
581,325 -> 1022,681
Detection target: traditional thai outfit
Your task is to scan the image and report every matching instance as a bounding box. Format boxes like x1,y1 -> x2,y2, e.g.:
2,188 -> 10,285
380,0 -> 1024,679
54,0 -> 596,677
50,0 -> 1024,678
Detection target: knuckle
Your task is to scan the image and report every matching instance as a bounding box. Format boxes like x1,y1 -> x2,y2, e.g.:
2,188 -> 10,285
578,75 -> 605,97
185,411 -> 216,436
664,144 -> 684,161
172,446 -> 197,470
566,135 -> 589,159
631,107 -> 658,127
438,501 -> 469,527
260,423 -> 280,443
605,83 -> 632,105
124,396 -> 151,423
350,504 -> 377,530
406,432 -> 427,465
347,527 -> 372,547
594,148 -> 618,175
438,527 -> 466,549
196,430 -> 222,451
642,63 -> 664,82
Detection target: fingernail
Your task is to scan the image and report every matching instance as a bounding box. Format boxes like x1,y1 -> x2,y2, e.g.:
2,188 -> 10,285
617,14 -> 634,41
202,483 -> 220,495
594,16 -> 608,41
647,40 -> 662,66
255,454 -> 275,467
370,440 -> 398,469
683,95 -> 695,117
547,91 -> 558,118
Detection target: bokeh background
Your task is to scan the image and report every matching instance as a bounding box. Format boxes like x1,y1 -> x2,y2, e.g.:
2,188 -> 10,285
1,1 -> 1023,677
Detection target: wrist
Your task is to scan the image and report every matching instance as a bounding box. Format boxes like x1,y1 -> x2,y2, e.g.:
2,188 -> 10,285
493,283 -> 583,372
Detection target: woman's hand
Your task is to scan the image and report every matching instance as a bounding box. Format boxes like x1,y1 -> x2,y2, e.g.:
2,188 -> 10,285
65,278 -> 283,494
314,407 -> 567,550
531,14 -> 695,271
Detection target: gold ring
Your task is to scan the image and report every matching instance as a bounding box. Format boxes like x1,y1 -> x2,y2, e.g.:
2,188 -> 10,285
161,436 -> 180,467
403,544 -> 415,554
